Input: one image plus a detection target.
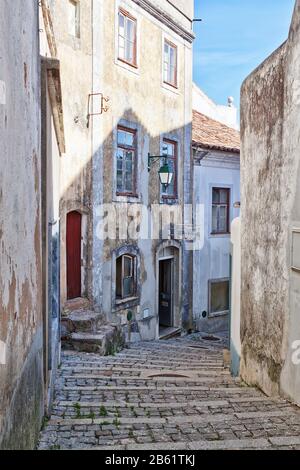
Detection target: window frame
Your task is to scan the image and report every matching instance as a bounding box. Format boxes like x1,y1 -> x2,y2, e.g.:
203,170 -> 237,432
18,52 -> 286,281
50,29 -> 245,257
208,278 -> 230,317
163,39 -> 178,89
211,187 -> 231,235
161,138 -> 178,200
118,8 -> 138,68
68,0 -> 80,39
116,125 -> 138,197
116,254 -> 137,300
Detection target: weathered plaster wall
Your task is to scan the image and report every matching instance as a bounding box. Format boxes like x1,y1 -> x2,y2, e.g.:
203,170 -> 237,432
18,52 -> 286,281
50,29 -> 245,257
193,150 -> 240,333
48,0 -> 93,306
96,0 -> 194,339
0,1 -> 44,448
240,0 -> 300,402
280,0 -> 300,405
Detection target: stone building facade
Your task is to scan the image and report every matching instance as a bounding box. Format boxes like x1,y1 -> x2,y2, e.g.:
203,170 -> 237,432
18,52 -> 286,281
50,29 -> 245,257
40,1 -> 194,343
93,0 -> 195,340
240,0 -> 300,405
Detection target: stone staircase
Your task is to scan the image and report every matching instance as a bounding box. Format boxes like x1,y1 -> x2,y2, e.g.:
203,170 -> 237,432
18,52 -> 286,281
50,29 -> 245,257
61,301 -> 125,356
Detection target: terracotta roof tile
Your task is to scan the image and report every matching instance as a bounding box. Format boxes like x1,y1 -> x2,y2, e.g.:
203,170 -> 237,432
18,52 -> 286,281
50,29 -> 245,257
192,110 -> 240,153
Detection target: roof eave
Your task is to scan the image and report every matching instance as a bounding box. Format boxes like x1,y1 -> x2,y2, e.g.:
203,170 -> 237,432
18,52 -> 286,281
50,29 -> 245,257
192,141 -> 240,154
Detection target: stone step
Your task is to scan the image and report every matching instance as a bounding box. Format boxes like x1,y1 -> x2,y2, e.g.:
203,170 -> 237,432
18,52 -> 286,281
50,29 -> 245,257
62,324 -> 125,356
59,385 -> 251,392
62,298 -> 91,315
48,409 -> 298,427
90,437 -> 272,451
38,411 -> 300,450
61,310 -> 106,335
51,397 -> 290,419
60,364 -> 226,372
59,375 -> 235,385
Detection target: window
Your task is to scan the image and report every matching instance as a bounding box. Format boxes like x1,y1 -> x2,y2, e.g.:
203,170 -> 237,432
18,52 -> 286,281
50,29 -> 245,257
163,40 -> 177,87
161,139 -> 177,199
68,0 -> 80,38
209,279 -> 230,315
116,255 -> 136,299
118,9 -> 137,67
212,188 -> 230,234
116,127 -> 137,195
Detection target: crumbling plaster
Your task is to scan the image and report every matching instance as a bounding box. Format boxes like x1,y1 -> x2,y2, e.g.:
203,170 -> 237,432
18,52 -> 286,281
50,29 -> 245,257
94,0 -> 194,338
240,0 -> 300,403
0,1 -> 44,448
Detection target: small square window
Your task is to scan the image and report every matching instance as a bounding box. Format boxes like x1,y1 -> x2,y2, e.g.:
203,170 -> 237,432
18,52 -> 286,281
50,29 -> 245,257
209,279 -> 230,316
116,254 -> 136,299
68,0 -> 80,38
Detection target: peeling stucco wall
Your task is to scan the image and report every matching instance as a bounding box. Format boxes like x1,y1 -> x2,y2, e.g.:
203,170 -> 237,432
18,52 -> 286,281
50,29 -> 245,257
0,1 -> 44,448
240,0 -> 300,403
45,0 -> 93,306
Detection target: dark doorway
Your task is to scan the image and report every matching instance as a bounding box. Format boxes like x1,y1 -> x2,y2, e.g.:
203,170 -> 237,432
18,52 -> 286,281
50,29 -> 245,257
67,211 -> 82,300
159,259 -> 173,327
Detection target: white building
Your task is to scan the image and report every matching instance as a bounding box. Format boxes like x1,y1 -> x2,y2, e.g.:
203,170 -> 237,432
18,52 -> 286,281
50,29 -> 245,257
192,83 -> 239,130
192,107 -> 240,334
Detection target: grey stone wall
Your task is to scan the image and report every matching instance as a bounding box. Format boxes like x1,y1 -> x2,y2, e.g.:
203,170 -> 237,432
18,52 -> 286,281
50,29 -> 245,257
240,0 -> 300,403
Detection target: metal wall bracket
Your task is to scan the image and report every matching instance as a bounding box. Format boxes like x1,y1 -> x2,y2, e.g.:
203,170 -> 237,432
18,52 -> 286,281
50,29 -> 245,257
87,93 -> 110,127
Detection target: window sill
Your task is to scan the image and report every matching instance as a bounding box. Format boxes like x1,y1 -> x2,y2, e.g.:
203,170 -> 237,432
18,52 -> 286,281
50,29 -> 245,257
115,58 -> 140,76
163,80 -> 178,90
116,192 -> 139,198
162,81 -> 180,95
113,194 -> 141,204
208,310 -> 229,318
114,297 -> 140,312
115,296 -> 139,306
118,57 -> 138,69
160,197 -> 179,205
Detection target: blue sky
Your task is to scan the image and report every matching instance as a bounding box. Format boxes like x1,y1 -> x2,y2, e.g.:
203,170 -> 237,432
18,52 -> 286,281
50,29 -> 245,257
193,0 -> 295,110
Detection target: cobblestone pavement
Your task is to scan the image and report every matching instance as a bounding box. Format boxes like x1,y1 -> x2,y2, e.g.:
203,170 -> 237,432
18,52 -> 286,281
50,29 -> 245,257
38,335 -> 300,450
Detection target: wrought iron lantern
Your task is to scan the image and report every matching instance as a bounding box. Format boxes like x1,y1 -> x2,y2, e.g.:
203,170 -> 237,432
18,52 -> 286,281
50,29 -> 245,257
148,148 -> 173,189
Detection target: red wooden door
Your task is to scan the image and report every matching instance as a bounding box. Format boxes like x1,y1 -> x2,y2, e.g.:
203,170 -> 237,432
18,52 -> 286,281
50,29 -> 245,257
67,211 -> 82,300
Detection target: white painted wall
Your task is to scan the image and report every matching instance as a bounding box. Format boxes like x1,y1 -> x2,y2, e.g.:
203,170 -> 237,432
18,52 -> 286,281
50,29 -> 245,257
192,83 -> 239,130
230,216 -> 241,376
193,150 -> 240,333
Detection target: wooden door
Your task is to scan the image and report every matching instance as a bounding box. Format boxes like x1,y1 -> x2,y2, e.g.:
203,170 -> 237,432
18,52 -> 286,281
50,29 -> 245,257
67,211 -> 82,300
159,259 -> 173,327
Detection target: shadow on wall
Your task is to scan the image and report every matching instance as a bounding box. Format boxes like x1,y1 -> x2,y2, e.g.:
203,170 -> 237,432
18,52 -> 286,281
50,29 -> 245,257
59,107 -> 193,336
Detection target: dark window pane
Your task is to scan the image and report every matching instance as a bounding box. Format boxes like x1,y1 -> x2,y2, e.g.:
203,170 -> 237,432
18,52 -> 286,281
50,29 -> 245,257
116,257 -> 122,298
220,189 -> 229,204
212,189 -> 220,204
210,281 -> 229,313
212,206 -> 218,232
123,277 -> 133,297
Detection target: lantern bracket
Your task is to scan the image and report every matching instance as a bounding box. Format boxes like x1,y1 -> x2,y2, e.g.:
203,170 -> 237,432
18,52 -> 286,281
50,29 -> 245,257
147,148 -> 169,172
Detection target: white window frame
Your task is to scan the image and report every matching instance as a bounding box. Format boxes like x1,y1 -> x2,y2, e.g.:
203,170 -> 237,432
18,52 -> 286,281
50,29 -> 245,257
68,0 -> 80,39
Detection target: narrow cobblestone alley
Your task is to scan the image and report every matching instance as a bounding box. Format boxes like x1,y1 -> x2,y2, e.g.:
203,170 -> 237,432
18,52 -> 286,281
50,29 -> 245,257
38,336 -> 300,451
